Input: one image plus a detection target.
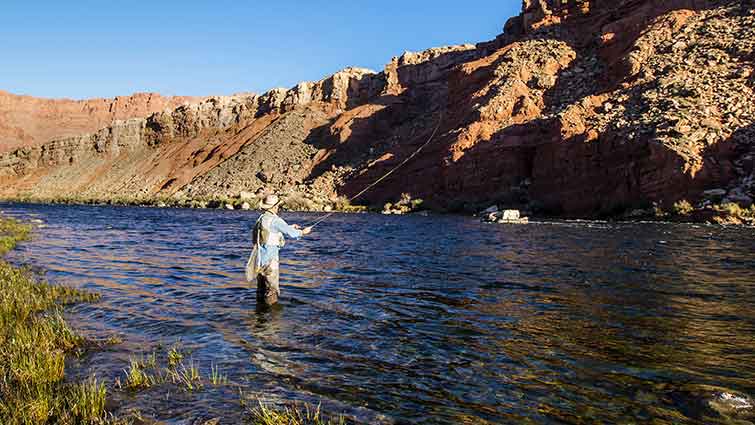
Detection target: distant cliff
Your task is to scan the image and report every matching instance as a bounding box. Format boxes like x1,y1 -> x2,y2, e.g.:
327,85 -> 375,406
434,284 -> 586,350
0,91 -> 203,153
0,0 -> 753,219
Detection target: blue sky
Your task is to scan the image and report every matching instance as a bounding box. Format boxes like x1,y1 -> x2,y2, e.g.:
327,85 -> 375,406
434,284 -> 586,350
0,1 -> 519,99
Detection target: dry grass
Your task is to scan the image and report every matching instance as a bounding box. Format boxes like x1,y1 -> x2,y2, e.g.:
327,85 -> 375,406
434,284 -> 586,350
672,199 -> 694,216
712,202 -> 755,224
246,400 -> 347,425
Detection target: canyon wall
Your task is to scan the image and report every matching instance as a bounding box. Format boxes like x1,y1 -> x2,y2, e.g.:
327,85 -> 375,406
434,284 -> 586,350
0,91 -> 203,153
0,0 -> 752,216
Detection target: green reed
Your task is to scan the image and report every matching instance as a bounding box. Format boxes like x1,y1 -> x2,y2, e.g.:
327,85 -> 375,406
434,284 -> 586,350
0,216 -> 105,424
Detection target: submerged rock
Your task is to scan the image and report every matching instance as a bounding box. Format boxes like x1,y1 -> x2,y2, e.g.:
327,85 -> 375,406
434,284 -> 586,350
703,188 -> 727,198
709,391 -> 754,419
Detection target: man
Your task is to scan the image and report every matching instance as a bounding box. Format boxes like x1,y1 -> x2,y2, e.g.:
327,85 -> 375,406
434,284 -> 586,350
246,194 -> 312,307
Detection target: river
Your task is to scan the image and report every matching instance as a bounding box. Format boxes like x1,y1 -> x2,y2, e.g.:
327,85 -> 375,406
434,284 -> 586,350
2,203 -> 754,424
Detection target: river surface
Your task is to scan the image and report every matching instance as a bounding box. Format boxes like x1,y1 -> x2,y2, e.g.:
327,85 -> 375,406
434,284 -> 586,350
2,203 -> 755,424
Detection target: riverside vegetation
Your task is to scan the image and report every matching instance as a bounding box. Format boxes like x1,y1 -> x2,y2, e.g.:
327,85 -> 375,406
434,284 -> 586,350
0,217 -> 105,424
0,215 -> 348,424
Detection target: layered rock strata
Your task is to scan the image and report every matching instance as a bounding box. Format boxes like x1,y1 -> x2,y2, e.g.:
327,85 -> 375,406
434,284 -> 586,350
0,91 -> 203,153
0,0 -> 752,216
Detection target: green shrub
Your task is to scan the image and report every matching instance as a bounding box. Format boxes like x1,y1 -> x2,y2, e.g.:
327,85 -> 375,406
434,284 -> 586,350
672,199 -> 694,216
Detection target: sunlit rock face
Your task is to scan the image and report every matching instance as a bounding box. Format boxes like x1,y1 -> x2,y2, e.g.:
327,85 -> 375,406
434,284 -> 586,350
0,91 -> 204,153
0,0 -> 753,217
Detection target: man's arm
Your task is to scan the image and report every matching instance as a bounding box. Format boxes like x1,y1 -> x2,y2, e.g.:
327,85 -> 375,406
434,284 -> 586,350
272,217 -> 304,239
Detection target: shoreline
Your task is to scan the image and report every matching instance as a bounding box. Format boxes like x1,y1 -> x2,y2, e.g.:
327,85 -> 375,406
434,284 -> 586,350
2,197 -> 754,227
2,205 -> 754,423
0,216 -> 106,424
0,214 -> 352,424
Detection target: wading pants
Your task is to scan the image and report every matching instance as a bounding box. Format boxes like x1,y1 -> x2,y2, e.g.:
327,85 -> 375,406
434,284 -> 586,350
256,260 -> 280,306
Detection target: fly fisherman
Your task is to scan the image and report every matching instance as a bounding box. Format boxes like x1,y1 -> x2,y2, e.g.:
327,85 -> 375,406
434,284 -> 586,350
246,194 -> 312,307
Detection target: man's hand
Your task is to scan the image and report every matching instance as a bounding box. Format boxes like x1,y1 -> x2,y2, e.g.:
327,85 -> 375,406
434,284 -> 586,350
292,224 -> 302,230
301,226 -> 313,235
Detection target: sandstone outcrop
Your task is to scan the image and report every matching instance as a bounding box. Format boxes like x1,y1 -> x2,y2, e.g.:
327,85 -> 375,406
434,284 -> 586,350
0,91 -> 203,153
0,0 -> 753,218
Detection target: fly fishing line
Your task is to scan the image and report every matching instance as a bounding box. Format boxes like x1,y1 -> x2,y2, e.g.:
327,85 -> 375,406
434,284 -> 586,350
307,112 -> 444,229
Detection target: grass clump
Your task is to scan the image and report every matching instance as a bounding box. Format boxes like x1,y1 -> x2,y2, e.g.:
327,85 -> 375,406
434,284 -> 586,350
121,357 -> 158,390
382,193 -> 424,215
246,400 -> 347,425
167,358 -> 202,391
117,343 -> 229,392
332,197 -> 367,213
210,362 -> 228,386
0,216 -> 106,424
672,199 -> 694,216
167,341 -> 184,368
0,217 -> 30,255
63,377 -> 107,424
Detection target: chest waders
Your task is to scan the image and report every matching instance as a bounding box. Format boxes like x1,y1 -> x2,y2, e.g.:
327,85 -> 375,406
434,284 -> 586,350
249,211 -> 286,306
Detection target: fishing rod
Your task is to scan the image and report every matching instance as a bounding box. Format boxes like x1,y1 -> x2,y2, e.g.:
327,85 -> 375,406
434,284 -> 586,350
307,112 -> 444,229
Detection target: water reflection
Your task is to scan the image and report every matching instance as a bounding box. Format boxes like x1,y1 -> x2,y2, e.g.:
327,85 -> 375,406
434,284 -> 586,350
2,203 -> 754,424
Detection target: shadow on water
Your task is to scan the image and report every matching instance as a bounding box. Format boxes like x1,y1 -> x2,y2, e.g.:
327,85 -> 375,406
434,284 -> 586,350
2,203 -> 755,424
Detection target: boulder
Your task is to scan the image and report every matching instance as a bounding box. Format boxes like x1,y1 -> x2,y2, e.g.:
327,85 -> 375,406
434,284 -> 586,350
501,210 -> 521,220
627,208 -> 650,217
483,205 -> 499,214
239,191 -> 255,200
703,188 -> 727,198
708,392 -> 754,419
256,171 -> 270,183
727,188 -> 753,205
482,209 -> 529,224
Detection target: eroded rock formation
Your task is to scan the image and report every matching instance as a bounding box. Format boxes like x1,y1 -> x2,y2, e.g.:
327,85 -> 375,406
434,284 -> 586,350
0,91 -> 203,153
0,0 -> 753,216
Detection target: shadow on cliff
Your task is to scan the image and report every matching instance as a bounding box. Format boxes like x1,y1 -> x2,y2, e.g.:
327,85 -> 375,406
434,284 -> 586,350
301,41 -> 547,209
461,78 -> 748,217
300,46 -> 485,199
303,0 -> 747,214
438,1 -> 750,215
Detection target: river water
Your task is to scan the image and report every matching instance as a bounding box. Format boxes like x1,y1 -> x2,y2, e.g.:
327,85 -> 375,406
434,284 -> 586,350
2,203 -> 754,424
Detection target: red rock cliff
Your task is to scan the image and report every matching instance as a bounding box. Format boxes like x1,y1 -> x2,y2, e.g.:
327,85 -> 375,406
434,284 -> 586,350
0,0 -> 752,217
0,91 -> 203,153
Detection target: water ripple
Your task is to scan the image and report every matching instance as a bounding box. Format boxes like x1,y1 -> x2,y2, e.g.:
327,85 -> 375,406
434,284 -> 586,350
2,203 -> 755,424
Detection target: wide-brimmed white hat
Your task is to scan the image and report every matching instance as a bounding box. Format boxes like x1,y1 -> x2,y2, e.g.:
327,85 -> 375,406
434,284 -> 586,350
259,194 -> 280,210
